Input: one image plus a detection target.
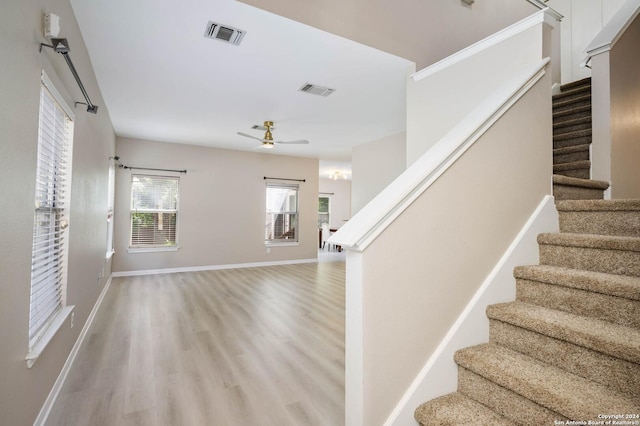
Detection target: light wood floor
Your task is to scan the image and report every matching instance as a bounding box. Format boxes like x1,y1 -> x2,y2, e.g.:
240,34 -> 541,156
46,259 -> 345,426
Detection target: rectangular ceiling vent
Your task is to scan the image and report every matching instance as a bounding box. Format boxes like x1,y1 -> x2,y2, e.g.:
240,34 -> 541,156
299,83 -> 335,97
204,21 -> 246,46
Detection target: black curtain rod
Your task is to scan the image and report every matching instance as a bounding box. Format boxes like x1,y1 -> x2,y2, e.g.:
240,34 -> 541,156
40,39 -> 98,114
121,165 -> 187,174
264,176 -> 306,183
320,192 -> 335,195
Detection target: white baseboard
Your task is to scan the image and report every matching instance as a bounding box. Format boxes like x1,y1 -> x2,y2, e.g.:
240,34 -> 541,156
34,274 -> 114,426
383,195 -> 559,426
112,258 -> 318,277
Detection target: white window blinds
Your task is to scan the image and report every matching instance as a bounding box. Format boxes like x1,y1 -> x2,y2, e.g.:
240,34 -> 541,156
29,74 -> 74,349
130,175 -> 179,247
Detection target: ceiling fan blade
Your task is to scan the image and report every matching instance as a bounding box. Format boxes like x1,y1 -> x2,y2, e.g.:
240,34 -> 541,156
274,139 -> 310,145
237,131 -> 265,142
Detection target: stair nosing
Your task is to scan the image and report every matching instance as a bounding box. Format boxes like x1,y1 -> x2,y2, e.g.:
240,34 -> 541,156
556,199 -> 640,212
553,144 -> 591,155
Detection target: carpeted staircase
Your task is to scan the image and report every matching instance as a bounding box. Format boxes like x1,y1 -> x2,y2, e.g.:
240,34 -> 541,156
414,79 -> 640,424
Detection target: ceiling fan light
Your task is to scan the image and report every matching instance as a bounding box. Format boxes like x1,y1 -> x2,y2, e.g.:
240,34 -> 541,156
262,142 -> 274,149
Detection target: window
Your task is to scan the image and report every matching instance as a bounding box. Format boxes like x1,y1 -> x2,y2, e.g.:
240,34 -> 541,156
130,175 -> 179,249
318,196 -> 330,227
28,71 -> 75,361
265,183 -> 299,243
106,163 -> 115,258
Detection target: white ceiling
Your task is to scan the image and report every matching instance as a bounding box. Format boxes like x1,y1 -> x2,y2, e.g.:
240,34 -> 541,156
70,0 -> 414,179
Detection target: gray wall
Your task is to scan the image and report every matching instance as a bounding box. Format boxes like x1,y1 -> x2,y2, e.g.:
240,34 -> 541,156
113,137 -> 320,272
0,0 -> 116,424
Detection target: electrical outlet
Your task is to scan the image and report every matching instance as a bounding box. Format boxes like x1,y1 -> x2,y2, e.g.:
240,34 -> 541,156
70,312 -> 74,329
266,247 -> 271,254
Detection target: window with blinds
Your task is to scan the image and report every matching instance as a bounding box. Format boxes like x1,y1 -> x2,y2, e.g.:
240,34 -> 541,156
130,175 -> 179,248
318,196 -> 330,227
265,183 -> 299,243
29,73 -> 74,351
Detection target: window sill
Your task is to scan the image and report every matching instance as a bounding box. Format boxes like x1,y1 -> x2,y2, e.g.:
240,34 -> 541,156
127,246 -> 180,253
26,305 -> 74,369
265,241 -> 300,247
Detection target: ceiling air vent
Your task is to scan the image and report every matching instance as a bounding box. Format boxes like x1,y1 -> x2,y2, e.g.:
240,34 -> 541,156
299,83 -> 335,97
204,21 -> 246,46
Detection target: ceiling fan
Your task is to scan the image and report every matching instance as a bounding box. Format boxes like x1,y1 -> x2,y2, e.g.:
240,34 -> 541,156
237,121 -> 309,149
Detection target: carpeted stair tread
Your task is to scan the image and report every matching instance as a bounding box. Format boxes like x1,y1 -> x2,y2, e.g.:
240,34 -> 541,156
556,199 -> 640,237
553,104 -> 590,120
553,115 -> 591,130
556,199 -> 640,212
553,144 -> 590,156
489,320 -> 640,398
552,174 -> 609,190
559,77 -> 591,92
454,343 -> 639,419
552,94 -> 591,110
552,85 -> 591,102
486,302 -> 640,363
553,160 -> 590,170
514,265 -> 640,301
537,232 -> 640,252
553,128 -> 591,141
414,392 -> 512,426
553,144 -> 590,165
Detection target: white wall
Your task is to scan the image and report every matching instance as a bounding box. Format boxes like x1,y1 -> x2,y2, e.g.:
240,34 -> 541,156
352,132 -> 406,214
0,0 -> 116,423
547,0 -> 627,83
319,178 -> 352,230
113,137 -> 319,273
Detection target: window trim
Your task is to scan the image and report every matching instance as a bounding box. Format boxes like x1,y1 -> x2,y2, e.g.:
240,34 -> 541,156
26,70 -> 75,367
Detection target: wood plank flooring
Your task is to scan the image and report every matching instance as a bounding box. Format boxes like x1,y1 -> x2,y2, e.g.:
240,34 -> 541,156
46,260 -> 345,426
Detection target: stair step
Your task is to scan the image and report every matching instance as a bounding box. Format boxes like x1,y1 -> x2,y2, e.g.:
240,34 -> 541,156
414,392 -> 512,426
455,344 -> 639,421
553,85 -> 591,102
515,266 -> 640,329
514,265 -> 640,302
553,144 -> 590,164
553,128 -> 592,147
553,116 -> 592,135
553,160 -> 590,179
538,232 -> 640,277
552,94 -> 592,114
553,104 -> 591,121
552,174 -> 608,200
487,302 -> 640,363
559,77 -> 592,92
557,199 -> 640,237
489,317 -> 640,398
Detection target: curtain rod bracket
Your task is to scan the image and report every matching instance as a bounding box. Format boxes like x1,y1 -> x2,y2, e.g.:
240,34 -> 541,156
40,39 -> 99,114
